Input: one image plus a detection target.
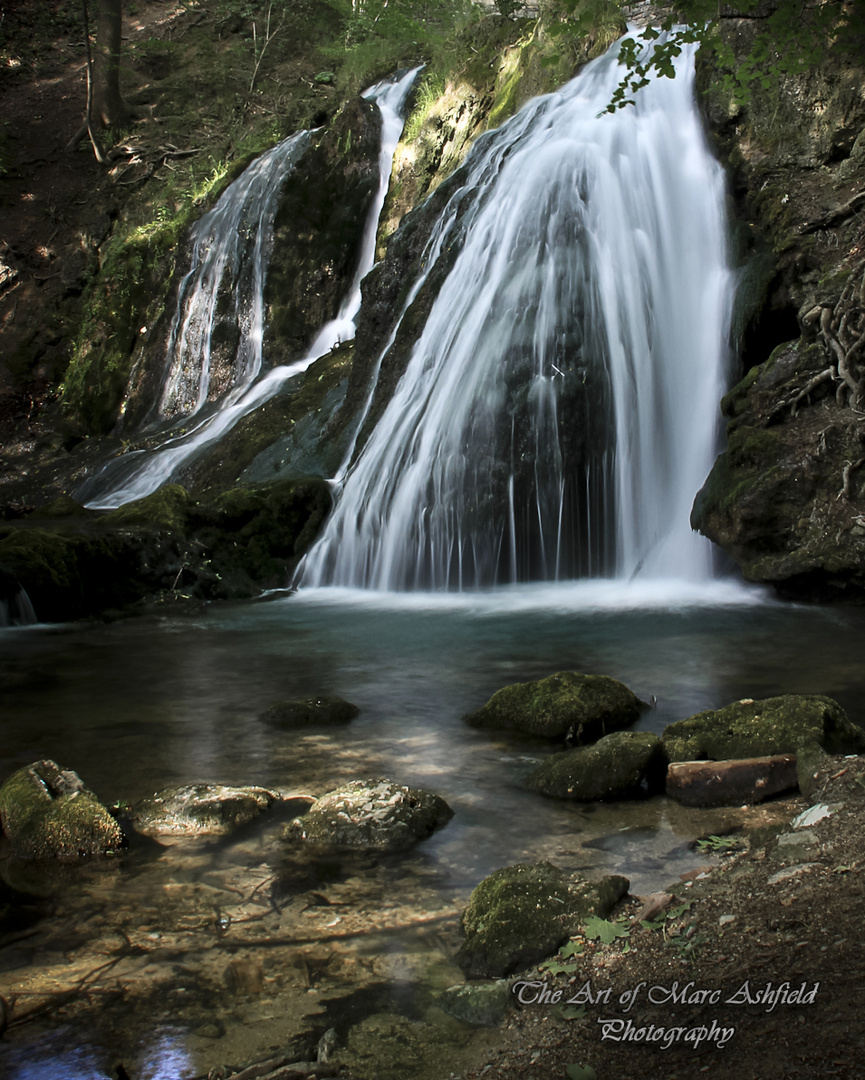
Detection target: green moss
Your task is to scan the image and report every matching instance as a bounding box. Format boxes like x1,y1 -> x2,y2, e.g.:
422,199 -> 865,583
464,671 -> 645,740
102,484 -> 193,532
0,761 -> 123,860
662,695 -> 865,763
456,861 -> 629,978
527,731 -> 663,800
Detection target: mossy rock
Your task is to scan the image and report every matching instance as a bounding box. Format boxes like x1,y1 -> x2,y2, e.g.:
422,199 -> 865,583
130,783 -> 279,837
102,484 -> 193,532
260,696 -> 359,728
456,861 -> 629,978
662,695 -> 865,763
464,671 -> 645,741
0,760 -> 124,860
285,778 -> 453,853
527,731 -> 663,800
0,525 -> 143,622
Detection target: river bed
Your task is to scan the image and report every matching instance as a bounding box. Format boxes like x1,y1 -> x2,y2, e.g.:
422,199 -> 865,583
1,579 -> 863,1078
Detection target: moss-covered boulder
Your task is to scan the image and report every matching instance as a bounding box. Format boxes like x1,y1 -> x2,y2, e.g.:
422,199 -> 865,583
456,861 -> 628,978
464,672 -> 645,741
527,731 -> 663,800
130,783 -> 279,837
0,760 -> 124,860
0,476 -> 330,621
662,695 -> 865,763
0,525 -> 144,622
260,696 -> 359,728
285,778 -> 453,853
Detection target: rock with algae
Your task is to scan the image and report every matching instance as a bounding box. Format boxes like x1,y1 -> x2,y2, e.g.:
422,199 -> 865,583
527,730 -> 664,800
0,760 -> 124,860
285,778 -> 453,853
464,671 -> 646,741
131,783 -> 280,837
456,861 -> 629,978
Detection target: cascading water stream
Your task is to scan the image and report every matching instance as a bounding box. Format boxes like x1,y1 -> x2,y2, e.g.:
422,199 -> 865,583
78,67 -> 421,510
297,35 -> 734,591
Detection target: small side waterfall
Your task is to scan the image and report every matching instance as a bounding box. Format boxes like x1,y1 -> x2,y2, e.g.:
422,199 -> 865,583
0,568 -> 38,627
298,36 -> 733,591
157,133 -> 313,422
79,68 -> 420,510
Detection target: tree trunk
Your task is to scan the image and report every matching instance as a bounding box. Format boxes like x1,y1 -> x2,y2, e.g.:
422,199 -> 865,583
91,0 -> 127,128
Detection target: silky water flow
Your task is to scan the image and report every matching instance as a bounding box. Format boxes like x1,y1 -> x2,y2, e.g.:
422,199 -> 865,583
78,67 -> 421,509
298,38 -> 734,591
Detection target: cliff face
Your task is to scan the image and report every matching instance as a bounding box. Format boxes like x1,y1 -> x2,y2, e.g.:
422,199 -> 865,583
691,18 -> 865,599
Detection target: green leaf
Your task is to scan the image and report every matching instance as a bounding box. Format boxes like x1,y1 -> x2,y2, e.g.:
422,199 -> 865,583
560,939 -> 584,958
566,1065 -> 597,1080
583,916 -> 630,945
541,960 -> 577,975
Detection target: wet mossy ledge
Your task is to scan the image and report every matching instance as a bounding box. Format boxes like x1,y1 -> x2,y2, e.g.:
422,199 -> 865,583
0,478 -> 330,623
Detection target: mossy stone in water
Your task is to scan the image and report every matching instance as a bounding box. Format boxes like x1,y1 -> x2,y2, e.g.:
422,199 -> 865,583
527,731 -> 663,800
456,861 -> 629,978
260,696 -> 359,727
464,671 -> 645,741
285,778 -> 453,853
0,760 -> 123,860
662,695 -> 865,763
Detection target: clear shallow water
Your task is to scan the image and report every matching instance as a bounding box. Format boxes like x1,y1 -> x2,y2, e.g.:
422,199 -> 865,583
1,583 -> 864,1078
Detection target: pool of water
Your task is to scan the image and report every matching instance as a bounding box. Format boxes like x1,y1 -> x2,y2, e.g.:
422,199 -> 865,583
1,578 -> 863,1078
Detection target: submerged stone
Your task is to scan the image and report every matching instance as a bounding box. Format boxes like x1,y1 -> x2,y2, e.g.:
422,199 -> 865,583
131,783 -> 279,837
259,696 -> 359,727
456,861 -> 629,979
285,778 -> 453,853
464,671 -> 645,741
0,760 -> 124,860
662,695 -> 865,762
527,731 -> 663,800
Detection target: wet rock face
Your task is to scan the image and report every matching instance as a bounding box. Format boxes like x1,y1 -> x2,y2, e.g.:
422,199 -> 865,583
691,338 -> 865,599
455,861 -> 629,979
662,694 -> 865,763
259,696 -> 359,728
692,22 -> 865,598
0,477 -> 331,621
527,730 -> 663,800
0,760 -> 123,860
464,671 -> 645,741
285,778 -> 453,853
130,784 -> 279,837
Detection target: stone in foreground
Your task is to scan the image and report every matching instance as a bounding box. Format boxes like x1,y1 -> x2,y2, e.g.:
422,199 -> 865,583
285,778 -> 453,853
456,861 -> 629,978
436,981 -> 511,1026
131,783 -> 279,836
662,695 -> 865,762
259,696 -> 359,727
0,760 -> 123,859
464,671 -> 645,741
527,730 -> 663,799
666,754 -> 799,807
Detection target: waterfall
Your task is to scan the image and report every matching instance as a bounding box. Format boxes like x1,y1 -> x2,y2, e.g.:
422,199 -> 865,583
0,567 -> 38,627
297,35 -> 733,591
79,67 -> 421,510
